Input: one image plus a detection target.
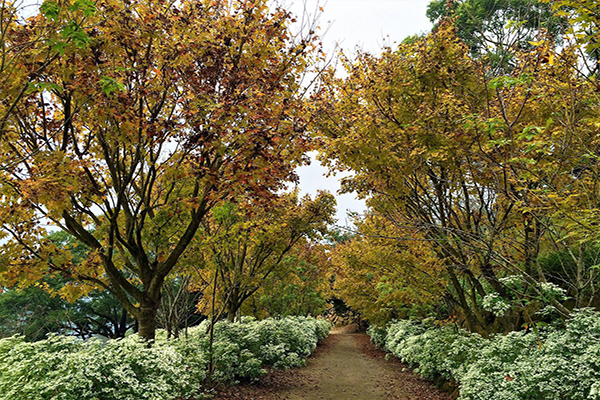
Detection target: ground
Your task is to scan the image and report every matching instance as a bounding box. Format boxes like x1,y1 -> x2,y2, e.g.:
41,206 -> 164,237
210,328 -> 455,400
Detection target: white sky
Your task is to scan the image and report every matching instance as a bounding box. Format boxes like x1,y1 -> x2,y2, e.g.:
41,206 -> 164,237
287,0 -> 433,226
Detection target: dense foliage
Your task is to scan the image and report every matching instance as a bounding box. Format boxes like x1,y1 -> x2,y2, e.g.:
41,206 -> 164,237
0,282 -> 135,341
0,0 -> 321,340
0,316 -> 330,400
427,0 -> 566,73
330,215 -> 446,325
246,242 -> 333,319
2,0 -> 600,397
194,191 -> 335,322
369,309 -> 600,400
313,0 -> 600,335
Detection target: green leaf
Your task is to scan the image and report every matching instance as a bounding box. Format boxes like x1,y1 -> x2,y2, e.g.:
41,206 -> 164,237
40,1 -> 61,21
69,0 -> 97,17
48,39 -> 68,55
99,76 -> 125,96
26,82 -> 63,94
60,21 -> 91,49
518,125 -> 542,141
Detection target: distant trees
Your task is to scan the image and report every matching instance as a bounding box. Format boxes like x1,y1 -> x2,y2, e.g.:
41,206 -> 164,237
196,192 -> 336,322
0,283 -> 67,341
0,232 -> 135,341
427,0 -> 566,73
0,279 -> 136,341
156,275 -> 203,339
242,242 -> 333,319
330,214 -> 447,325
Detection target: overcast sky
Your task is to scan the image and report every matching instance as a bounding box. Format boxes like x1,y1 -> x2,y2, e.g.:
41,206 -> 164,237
286,0 -> 433,226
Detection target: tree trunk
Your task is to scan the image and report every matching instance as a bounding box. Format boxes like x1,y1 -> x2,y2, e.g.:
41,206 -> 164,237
117,308 -> 128,338
226,289 -> 241,322
137,302 -> 159,341
226,305 -> 237,322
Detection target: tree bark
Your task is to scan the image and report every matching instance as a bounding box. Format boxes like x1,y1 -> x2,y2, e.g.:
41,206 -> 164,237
226,290 -> 240,322
137,301 -> 159,341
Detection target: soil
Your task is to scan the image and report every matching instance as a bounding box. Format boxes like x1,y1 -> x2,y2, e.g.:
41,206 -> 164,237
210,328 -> 454,400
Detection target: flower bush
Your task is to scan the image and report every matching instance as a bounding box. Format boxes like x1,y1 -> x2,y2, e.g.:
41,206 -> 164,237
368,309 -> 600,400
0,334 -> 204,400
0,316 -> 330,400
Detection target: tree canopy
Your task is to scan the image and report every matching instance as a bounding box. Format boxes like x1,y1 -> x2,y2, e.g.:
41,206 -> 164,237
427,0 -> 567,73
313,15 -> 600,333
0,0 -> 321,340
196,191 -> 336,321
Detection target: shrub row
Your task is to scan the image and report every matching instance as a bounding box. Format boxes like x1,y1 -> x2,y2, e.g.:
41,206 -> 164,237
0,316 -> 331,400
368,309 -> 600,400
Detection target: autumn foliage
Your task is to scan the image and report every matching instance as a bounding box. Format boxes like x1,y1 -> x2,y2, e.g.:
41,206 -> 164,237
0,0 -> 321,340
192,191 -> 336,322
2,0 -> 600,347
314,15 -> 600,333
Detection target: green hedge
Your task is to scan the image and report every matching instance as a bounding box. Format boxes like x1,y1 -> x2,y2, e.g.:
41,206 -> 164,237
0,316 -> 331,400
369,309 -> 600,400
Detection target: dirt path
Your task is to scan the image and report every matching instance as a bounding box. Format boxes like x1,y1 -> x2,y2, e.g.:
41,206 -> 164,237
212,329 -> 454,400
280,330 -> 387,399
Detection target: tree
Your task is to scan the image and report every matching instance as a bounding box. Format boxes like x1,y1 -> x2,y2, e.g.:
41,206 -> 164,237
427,0 -> 566,73
156,275 -> 203,339
544,0 -> 600,75
0,231 -> 136,340
312,19 -> 597,334
0,278 -> 137,340
197,191 -> 336,321
0,0 -> 97,141
330,214 -> 447,325
245,241 -> 333,319
0,0 -> 319,340
0,283 -> 67,341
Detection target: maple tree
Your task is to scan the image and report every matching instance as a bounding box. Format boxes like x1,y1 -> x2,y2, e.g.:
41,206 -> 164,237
156,275 -> 202,339
196,191 -> 336,322
313,21 -> 506,333
543,0 -> 600,74
427,0 -> 566,73
330,214 -> 447,325
250,241 -> 334,318
0,0 -> 320,340
0,0 -> 96,142
312,18 -> 599,333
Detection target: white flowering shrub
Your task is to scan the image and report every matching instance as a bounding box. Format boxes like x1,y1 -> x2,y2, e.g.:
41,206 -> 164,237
0,334 -> 80,400
367,325 -> 386,348
537,281 -> 568,302
252,317 -> 316,367
0,334 -> 204,400
482,293 -> 512,317
185,316 -> 330,382
481,277 -> 568,319
369,309 -> 600,400
378,319 -> 483,381
0,316 -> 330,400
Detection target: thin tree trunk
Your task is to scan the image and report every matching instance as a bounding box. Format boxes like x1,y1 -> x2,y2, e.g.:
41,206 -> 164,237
207,266 -> 219,383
